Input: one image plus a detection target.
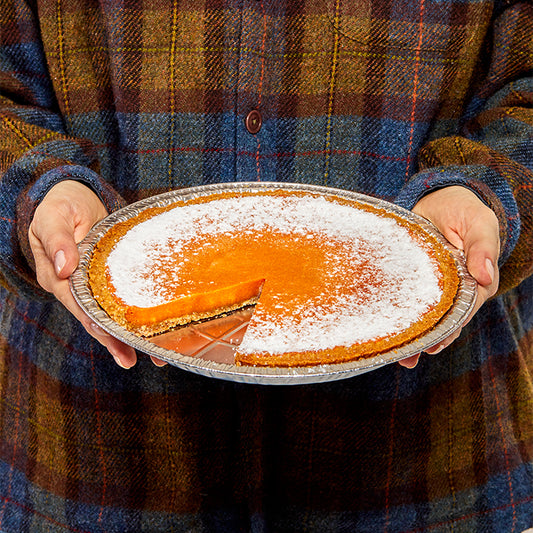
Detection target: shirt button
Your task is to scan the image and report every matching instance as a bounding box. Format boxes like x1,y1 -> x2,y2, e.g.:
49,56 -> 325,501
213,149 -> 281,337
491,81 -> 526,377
245,109 -> 262,134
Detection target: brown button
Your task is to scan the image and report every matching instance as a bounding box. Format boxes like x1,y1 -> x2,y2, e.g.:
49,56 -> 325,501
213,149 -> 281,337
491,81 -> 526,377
245,109 -> 262,134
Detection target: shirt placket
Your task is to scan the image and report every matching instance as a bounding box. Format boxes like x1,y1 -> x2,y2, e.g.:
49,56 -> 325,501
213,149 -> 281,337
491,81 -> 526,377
235,1 -> 270,182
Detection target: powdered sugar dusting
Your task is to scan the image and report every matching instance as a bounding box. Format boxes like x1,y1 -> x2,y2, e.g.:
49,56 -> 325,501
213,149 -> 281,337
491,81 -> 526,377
107,194 -> 443,354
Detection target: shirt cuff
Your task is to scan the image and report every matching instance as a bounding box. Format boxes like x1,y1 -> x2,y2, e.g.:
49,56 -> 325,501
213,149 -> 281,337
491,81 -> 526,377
395,167 -> 520,265
17,165 -> 125,274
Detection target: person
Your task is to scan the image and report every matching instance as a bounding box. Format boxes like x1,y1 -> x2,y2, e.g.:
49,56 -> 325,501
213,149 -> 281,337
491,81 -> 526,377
0,0 -> 531,531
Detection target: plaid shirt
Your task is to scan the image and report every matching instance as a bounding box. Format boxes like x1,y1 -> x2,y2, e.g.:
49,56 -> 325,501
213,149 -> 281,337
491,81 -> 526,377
0,0 -> 532,531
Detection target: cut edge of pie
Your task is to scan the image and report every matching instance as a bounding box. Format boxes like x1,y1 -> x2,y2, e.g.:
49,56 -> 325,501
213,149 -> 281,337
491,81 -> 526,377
124,278 -> 265,333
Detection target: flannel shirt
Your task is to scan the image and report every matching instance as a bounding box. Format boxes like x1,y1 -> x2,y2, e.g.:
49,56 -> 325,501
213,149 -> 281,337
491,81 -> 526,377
0,0 -> 532,531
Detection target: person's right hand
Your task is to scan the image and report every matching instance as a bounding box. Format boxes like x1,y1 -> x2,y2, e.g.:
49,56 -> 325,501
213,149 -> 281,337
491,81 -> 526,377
398,185 -> 500,369
28,180 -> 139,368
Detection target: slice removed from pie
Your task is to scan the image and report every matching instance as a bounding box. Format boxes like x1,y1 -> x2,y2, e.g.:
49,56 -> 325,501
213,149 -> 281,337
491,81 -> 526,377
124,278 -> 265,331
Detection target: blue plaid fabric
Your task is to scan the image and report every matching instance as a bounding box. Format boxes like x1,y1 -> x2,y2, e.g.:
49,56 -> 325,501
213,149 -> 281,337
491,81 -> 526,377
0,0 -> 532,531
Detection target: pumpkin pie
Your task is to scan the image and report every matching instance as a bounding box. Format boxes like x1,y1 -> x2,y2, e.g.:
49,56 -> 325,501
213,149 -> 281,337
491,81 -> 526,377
87,189 -> 459,367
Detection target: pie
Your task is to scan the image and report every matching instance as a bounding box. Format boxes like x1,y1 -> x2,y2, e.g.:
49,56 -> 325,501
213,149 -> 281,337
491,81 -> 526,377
87,189 -> 459,367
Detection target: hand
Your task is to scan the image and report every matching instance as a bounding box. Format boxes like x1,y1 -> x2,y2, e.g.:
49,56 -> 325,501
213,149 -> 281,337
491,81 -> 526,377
399,186 -> 500,368
28,180 -> 140,368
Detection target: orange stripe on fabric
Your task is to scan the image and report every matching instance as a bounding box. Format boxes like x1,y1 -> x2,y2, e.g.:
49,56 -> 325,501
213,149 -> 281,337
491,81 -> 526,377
303,390 -> 318,523
56,0 -> 71,120
87,142 -> 409,162
404,0 -> 426,181
405,495 -> 533,533
453,137 -> 467,165
323,0 -> 341,185
164,373 -> 178,523
255,1 -> 268,181
487,349 -> 518,531
90,346 -> 109,530
0,495 -> 91,533
383,366 -> 401,533
0,330 -> 24,528
168,0 -> 179,187
43,45 -> 458,66
1,115 -> 33,151
447,357 -> 457,525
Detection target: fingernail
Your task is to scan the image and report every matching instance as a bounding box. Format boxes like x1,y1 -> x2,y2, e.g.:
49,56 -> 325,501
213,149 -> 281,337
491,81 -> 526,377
111,353 -> 128,369
54,250 -> 66,275
90,322 -> 109,337
485,258 -> 495,284
107,345 -> 124,367
400,353 -> 420,369
424,344 -> 444,355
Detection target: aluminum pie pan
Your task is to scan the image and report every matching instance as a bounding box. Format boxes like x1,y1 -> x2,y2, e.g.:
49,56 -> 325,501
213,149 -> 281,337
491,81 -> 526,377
70,181 -> 477,385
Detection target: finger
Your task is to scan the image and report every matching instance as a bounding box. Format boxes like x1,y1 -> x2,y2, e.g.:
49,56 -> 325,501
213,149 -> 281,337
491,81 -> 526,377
399,353 -> 421,368
463,217 -> 499,289
422,266 -> 496,357
105,337 -> 138,369
55,279 -> 138,368
31,212 -> 80,279
150,355 -> 168,367
423,341 -> 454,358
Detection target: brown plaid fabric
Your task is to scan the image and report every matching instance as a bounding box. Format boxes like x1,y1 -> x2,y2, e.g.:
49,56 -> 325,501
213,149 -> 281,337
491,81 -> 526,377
0,0 -> 532,531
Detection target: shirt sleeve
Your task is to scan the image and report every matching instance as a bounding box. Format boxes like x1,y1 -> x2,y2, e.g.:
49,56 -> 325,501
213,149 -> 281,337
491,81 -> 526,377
0,3 -> 124,298
396,1 -> 533,294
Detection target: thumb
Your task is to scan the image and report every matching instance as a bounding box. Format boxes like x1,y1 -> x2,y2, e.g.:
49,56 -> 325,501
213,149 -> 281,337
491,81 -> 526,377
462,211 -> 500,290
53,248 -> 77,280
32,212 -> 80,280
412,186 -> 500,290
30,180 -> 109,292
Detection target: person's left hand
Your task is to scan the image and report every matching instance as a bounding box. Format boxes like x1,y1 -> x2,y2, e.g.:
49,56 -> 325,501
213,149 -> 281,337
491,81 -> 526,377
399,185 -> 500,368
